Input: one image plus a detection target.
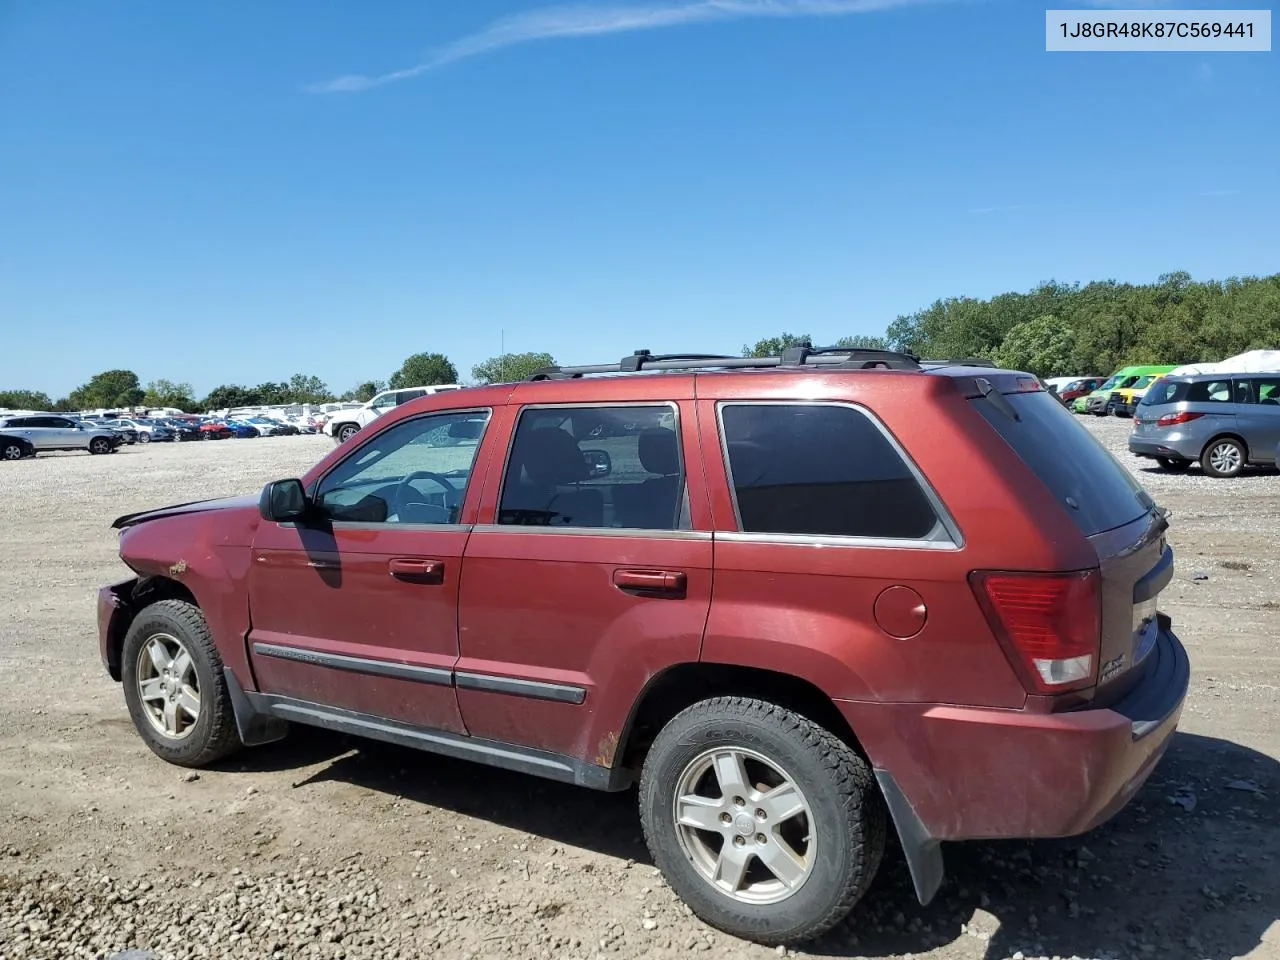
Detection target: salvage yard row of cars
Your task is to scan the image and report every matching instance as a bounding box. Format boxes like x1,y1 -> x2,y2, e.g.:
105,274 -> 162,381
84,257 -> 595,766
0,410 -> 321,460
1045,350 -> 1280,478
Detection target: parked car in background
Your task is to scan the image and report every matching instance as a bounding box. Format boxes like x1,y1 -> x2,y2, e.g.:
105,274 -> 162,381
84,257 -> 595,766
197,420 -> 234,440
324,384 -> 464,443
0,432 -> 36,461
0,414 -> 121,455
1056,377 -> 1104,406
104,417 -> 176,443
98,347 -> 1188,945
1130,372 -> 1280,476
224,420 -> 261,439
1076,365 -> 1176,415
85,419 -> 138,444
1108,374 -> 1168,418
1041,376 -> 1077,396
242,417 -> 288,437
158,418 -> 202,441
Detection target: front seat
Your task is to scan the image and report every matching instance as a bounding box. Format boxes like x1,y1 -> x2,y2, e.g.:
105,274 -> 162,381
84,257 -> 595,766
499,427 -> 604,527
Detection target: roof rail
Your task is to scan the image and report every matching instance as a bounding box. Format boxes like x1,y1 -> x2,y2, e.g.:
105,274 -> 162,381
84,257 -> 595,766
527,344 -> 922,381
918,357 -> 998,368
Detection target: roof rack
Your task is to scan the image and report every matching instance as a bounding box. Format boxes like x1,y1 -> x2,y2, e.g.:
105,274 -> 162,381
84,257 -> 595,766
919,357 -> 998,368
527,344 -> 923,381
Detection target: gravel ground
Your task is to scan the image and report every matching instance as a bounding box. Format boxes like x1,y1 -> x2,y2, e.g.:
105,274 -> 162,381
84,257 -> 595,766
0,422 -> 1277,960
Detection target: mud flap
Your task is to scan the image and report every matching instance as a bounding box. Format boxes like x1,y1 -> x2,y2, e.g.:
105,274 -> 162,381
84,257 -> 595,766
223,667 -> 290,746
875,768 -> 945,905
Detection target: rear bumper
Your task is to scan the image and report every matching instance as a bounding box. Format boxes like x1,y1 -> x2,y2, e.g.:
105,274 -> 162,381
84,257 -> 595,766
1129,436 -> 1197,460
840,625 -> 1188,844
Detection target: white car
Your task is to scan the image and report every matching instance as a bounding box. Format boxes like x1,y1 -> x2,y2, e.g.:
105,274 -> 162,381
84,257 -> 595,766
324,385 -> 463,443
0,414 -> 121,455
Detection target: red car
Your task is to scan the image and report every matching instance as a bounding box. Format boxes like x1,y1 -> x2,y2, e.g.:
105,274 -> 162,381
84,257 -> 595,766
96,347 -> 1188,945
196,419 -> 233,440
1056,376 -> 1105,405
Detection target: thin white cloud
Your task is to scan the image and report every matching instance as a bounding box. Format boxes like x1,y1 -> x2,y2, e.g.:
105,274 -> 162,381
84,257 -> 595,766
309,0 -> 946,93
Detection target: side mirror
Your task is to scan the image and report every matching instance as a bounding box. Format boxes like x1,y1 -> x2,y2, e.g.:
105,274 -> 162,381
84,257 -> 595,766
259,478 -> 309,523
582,448 -> 612,479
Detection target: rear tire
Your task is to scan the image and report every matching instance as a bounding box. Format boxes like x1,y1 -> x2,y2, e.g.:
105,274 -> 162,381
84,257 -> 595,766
121,600 -> 242,768
1156,457 -> 1192,473
1201,437 -> 1246,478
640,697 -> 885,945
336,423 -> 360,443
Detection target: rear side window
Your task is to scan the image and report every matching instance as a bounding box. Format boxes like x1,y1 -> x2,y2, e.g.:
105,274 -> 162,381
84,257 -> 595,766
1244,378 -> 1280,405
1188,379 -> 1238,403
719,403 -> 942,541
973,391 -> 1149,536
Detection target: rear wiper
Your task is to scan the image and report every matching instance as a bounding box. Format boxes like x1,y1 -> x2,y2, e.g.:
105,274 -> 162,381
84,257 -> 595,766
974,378 -> 1021,422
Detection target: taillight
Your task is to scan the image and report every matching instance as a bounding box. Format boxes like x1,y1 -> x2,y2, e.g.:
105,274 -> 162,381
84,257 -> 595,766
1156,411 -> 1204,427
970,570 -> 1101,694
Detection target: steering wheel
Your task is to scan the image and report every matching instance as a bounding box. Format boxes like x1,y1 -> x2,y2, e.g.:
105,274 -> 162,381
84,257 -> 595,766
394,471 -> 460,523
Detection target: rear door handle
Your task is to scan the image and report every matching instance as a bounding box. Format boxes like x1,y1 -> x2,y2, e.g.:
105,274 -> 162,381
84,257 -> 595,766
388,558 -> 445,584
613,569 -> 687,598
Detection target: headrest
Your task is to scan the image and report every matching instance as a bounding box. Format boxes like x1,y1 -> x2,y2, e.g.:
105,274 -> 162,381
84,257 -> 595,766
639,427 -> 679,476
512,427 -> 589,485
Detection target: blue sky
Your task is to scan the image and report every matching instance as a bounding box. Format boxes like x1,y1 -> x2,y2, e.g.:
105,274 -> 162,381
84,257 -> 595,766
2,0 -> 1276,398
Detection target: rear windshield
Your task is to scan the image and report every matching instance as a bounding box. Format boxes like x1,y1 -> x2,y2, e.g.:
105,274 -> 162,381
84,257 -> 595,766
973,391 -> 1150,536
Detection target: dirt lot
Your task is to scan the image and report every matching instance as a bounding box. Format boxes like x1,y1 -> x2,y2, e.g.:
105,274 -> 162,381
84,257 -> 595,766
1,422 -> 1277,960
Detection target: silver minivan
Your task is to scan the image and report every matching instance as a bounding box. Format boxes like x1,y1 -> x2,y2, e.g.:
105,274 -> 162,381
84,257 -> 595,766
1129,373 -> 1280,477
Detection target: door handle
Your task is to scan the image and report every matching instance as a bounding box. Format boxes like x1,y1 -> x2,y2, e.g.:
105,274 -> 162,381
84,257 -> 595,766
613,569 -> 687,598
388,558 -> 445,583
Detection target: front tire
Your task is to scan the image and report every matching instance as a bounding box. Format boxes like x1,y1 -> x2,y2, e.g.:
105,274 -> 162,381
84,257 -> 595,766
1202,437 -> 1246,478
640,697 -> 885,945
120,600 -> 242,768
2,441 -> 25,461
89,437 -> 112,455
1156,457 -> 1192,473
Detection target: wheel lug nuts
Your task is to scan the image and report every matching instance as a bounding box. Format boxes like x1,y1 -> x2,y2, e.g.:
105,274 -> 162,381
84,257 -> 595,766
733,836 -> 746,847
733,796 -> 745,807
755,809 -> 767,821
756,833 -> 768,844
719,813 -> 732,825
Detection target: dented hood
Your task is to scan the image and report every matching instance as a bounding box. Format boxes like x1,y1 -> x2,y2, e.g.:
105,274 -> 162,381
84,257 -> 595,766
111,494 -> 259,530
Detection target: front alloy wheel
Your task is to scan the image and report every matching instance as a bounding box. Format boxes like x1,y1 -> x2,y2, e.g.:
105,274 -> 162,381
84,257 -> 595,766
135,633 -> 200,739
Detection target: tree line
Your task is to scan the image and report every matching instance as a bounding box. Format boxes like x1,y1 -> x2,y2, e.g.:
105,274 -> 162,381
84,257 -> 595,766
5,271 -> 1277,411
0,351 -> 559,414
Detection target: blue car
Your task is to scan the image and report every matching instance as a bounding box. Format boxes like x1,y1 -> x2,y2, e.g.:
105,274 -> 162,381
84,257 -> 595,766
222,419 -> 260,439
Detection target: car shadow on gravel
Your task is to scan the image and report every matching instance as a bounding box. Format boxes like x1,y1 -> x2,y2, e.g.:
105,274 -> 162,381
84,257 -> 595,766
228,729 -> 1277,960
807,731 -> 1279,960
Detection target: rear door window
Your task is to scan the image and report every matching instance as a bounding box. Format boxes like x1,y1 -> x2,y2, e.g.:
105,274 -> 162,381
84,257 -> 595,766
1187,379 -> 1235,403
972,391 -> 1149,536
718,403 -> 945,541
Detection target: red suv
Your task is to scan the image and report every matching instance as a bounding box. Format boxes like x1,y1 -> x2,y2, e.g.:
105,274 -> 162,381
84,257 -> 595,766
97,347 -> 1189,945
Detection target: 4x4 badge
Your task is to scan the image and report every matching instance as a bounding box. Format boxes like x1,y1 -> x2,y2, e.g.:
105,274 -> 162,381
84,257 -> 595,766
1099,653 -> 1127,683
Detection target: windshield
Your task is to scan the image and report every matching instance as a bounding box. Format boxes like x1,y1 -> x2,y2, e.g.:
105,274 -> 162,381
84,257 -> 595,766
1097,375 -> 1122,391
973,390 -> 1150,536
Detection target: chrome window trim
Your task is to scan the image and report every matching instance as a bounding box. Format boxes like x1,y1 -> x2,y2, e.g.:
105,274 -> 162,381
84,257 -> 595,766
471,523 -> 711,541
495,400 -> 688,533
311,406 -> 493,525
714,400 -> 964,548
714,530 -> 960,551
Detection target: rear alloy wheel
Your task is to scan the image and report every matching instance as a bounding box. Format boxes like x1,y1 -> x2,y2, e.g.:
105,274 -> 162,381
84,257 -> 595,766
121,600 -> 241,767
89,437 -> 112,455
336,423 -> 360,443
2,441 -> 25,461
1202,438 -> 1246,478
640,697 -> 885,945
1156,457 -> 1192,473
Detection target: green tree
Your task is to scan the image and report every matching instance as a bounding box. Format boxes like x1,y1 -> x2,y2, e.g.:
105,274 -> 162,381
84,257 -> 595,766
142,379 -> 195,411
67,370 -> 145,410
388,353 -> 459,389
252,382 -> 289,405
471,352 -> 556,384
0,389 -> 55,411
833,334 -> 890,351
199,385 -> 258,411
993,315 -> 1077,378
742,333 -> 811,358
285,373 -> 333,404
342,380 -> 386,403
